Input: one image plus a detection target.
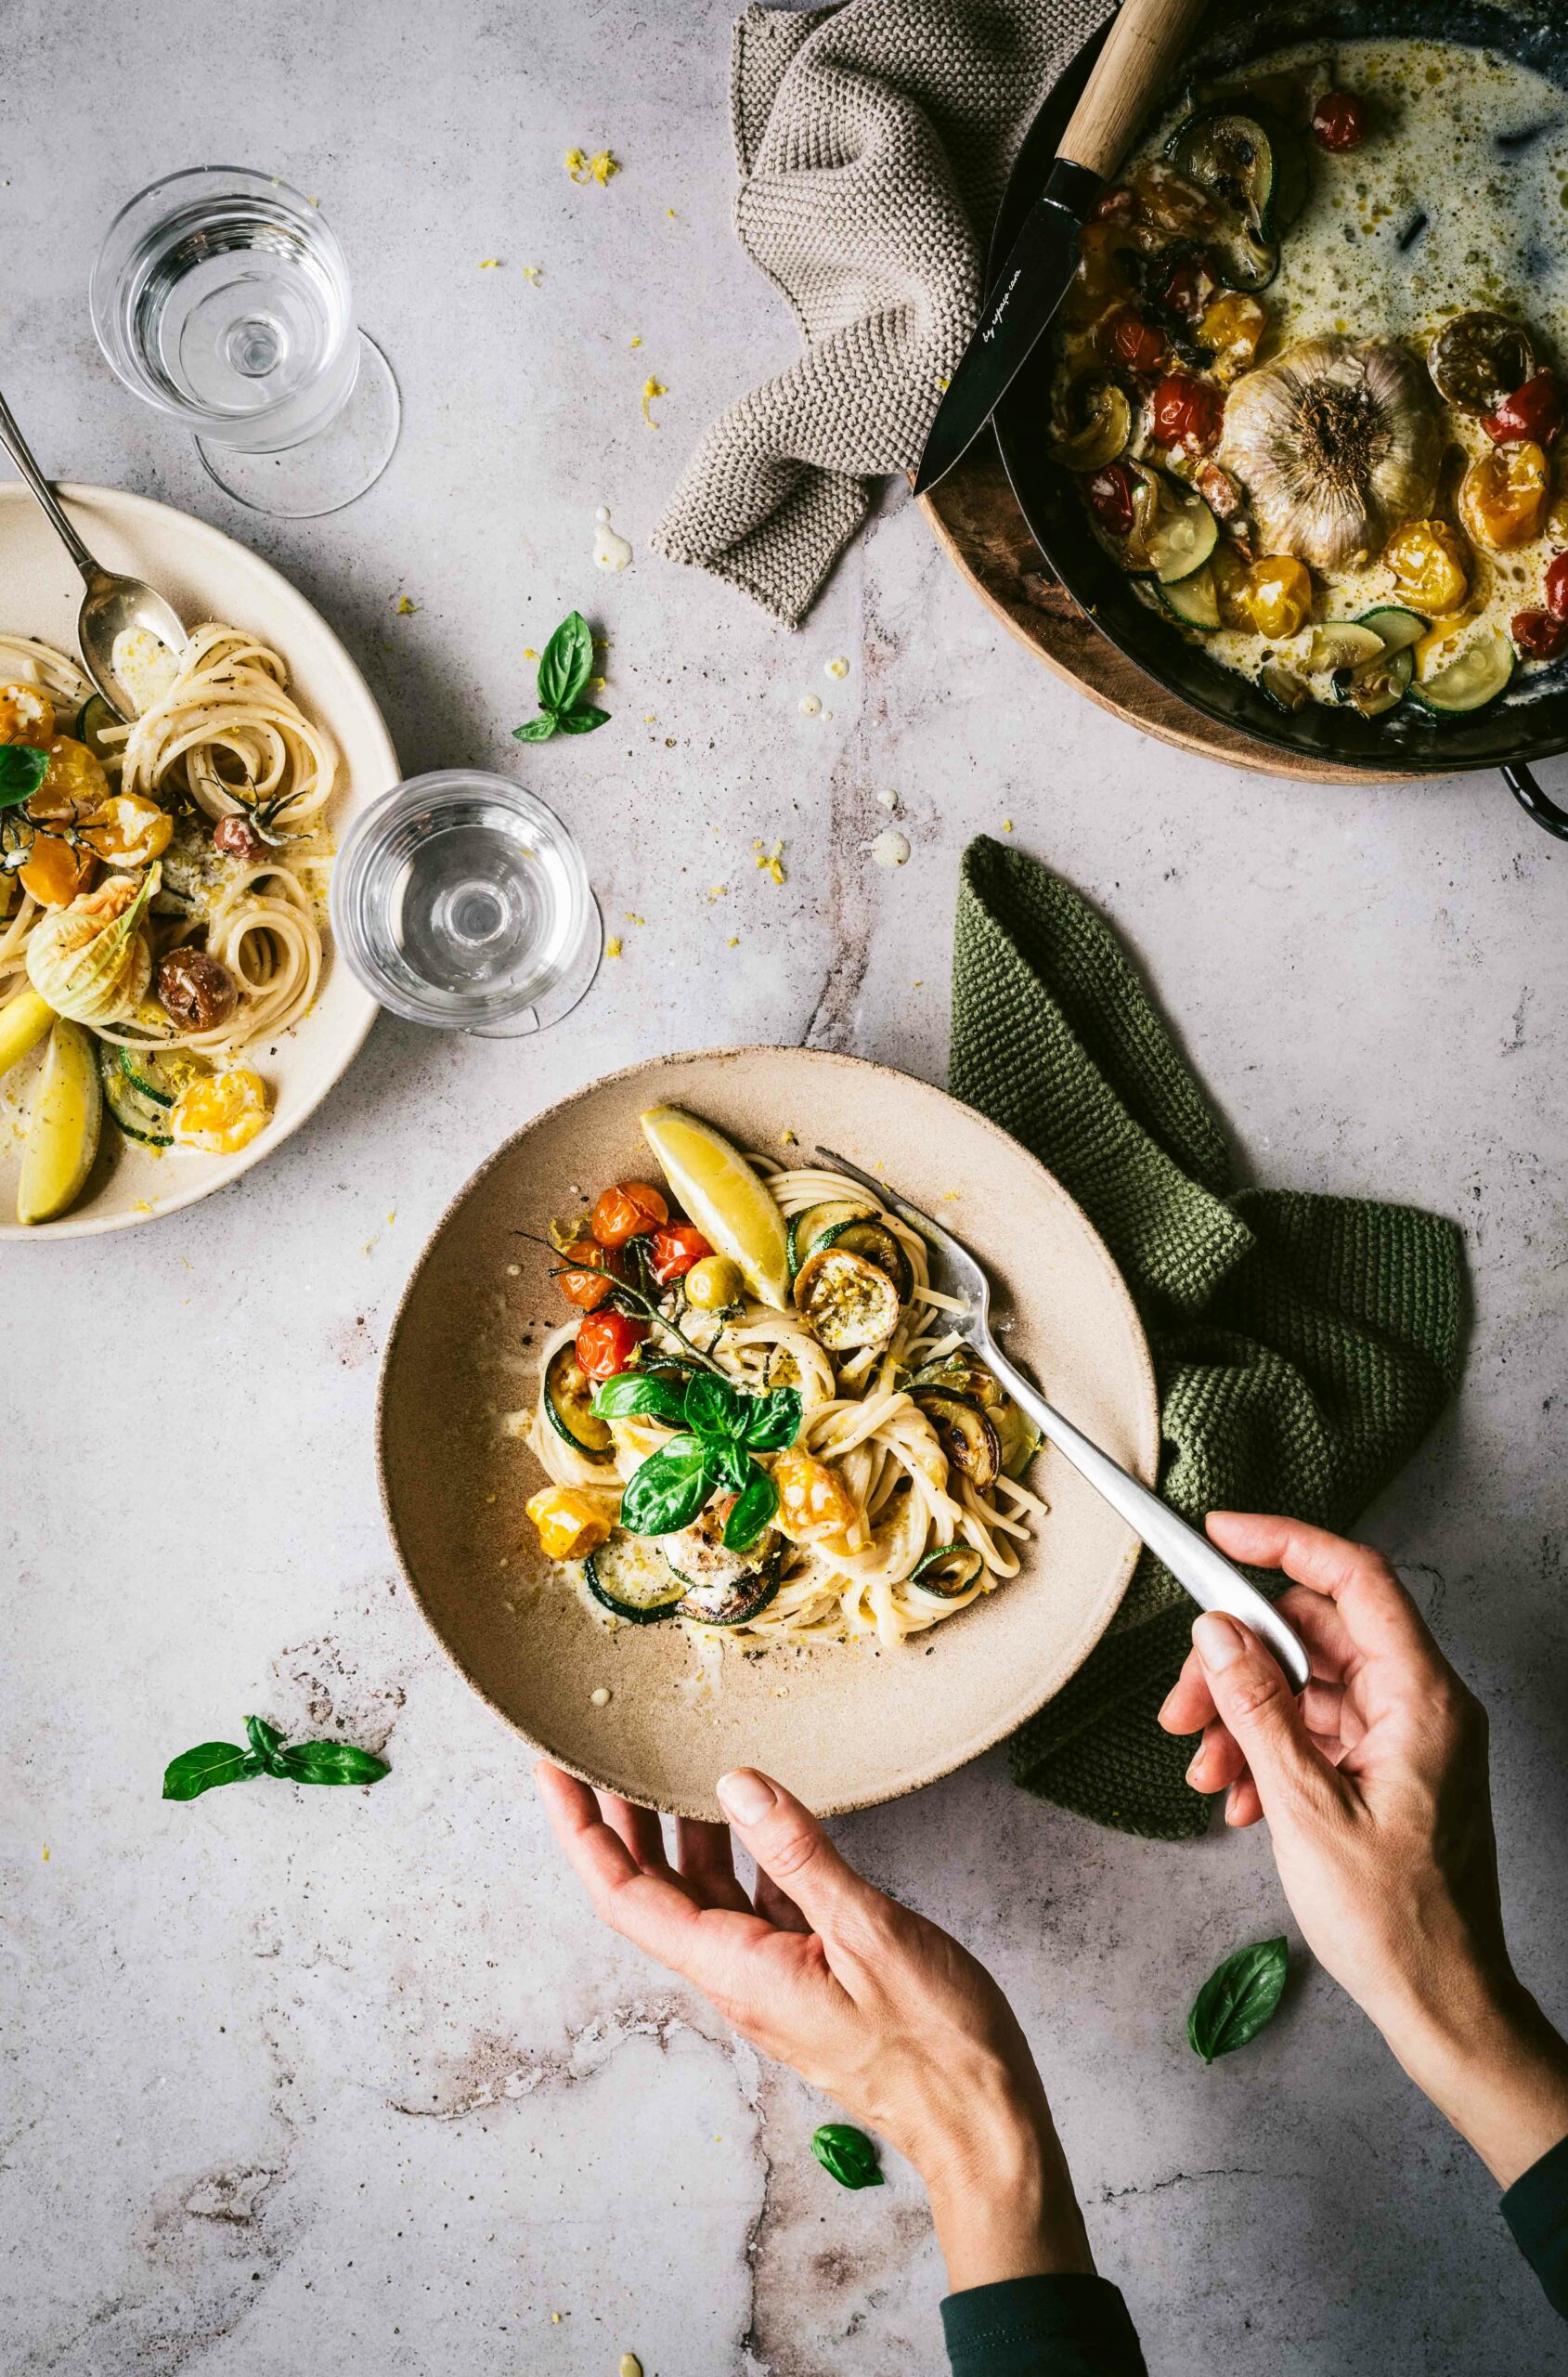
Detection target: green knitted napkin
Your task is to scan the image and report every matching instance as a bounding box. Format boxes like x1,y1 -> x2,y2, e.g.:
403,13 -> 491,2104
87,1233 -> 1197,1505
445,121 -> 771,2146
950,837 -> 1464,1840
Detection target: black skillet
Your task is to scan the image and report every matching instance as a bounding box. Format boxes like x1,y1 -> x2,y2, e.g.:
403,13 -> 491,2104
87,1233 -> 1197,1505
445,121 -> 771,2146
991,0 -> 1568,838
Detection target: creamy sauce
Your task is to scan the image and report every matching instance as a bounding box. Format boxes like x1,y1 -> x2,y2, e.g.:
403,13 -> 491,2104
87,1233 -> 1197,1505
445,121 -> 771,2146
1118,40 -> 1568,698
591,504 -> 633,571
110,626 -> 179,714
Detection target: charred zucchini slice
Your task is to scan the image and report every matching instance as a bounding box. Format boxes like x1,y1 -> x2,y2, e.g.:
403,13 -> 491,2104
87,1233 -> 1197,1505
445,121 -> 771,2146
913,1390 -> 1002,1489
1166,106 -> 1303,292
584,1539 -> 687,1623
993,1400 -> 1043,1481
817,1215 -> 913,1300
794,1246 -> 901,1350
910,1543 -> 986,1597
1429,312 -> 1536,416
97,1040 -> 172,1147
786,1197 -> 877,1276
678,1562 -> 782,1628
544,1341 -> 615,1459
666,1503 -> 784,1625
908,1347 -> 1004,1409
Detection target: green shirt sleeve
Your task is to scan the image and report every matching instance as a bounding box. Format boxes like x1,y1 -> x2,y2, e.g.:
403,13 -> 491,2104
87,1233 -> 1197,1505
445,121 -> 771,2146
941,2275 -> 1147,2376
1501,2131 -> 1568,2319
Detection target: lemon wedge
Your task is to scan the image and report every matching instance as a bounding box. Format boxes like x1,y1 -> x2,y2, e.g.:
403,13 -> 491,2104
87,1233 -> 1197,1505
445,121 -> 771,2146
0,987 -> 53,1080
640,1105 -> 791,1311
19,1018 -> 102,1225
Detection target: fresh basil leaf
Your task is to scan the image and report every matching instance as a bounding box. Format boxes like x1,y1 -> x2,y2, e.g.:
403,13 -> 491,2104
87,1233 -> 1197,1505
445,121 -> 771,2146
743,1386 -> 802,1452
810,2124 -> 883,2190
618,1437 -> 717,1536
512,714 -> 559,743
278,1740 -> 391,1787
538,610 -> 593,715
723,1463 -> 779,1552
710,1438 -> 753,1494
684,1371 -> 750,1441
162,1741 -> 263,1802
557,705 -> 609,734
592,1370 -> 690,1426
245,1714 -> 292,1776
1187,1936 -> 1289,2064
0,744 -> 48,809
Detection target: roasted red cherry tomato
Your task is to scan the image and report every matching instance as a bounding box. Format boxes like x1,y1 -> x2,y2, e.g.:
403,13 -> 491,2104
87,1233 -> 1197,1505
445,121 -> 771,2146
1545,551 -> 1568,621
1090,185 -> 1136,224
1482,370 -> 1562,449
556,1234 -> 621,1311
648,1221 -> 713,1284
1512,608 -> 1568,661
1312,89 -> 1368,151
574,1307 -> 649,1381
1151,371 -> 1225,455
1155,251 -> 1220,324
1107,306 -> 1169,377
590,1179 -> 669,1247
1086,461 -> 1136,537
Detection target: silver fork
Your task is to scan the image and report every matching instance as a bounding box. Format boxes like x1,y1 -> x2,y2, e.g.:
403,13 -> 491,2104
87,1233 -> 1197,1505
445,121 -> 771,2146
816,1146 -> 1312,1692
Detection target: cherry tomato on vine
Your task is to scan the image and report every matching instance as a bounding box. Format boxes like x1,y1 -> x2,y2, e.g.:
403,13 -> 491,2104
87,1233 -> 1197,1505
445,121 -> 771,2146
1087,461 -> 1136,538
590,1179 -> 669,1247
574,1307 -> 649,1381
1156,252 -> 1220,324
1511,609 -> 1568,661
1151,372 -> 1225,455
555,1235 -> 621,1311
648,1221 -> 713,1284
1482,371 -> 1562,449
1312,89 -> 1367,151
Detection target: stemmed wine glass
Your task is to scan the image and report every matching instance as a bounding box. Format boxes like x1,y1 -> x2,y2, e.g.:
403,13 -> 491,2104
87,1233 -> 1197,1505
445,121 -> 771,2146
90,166 -> 399,518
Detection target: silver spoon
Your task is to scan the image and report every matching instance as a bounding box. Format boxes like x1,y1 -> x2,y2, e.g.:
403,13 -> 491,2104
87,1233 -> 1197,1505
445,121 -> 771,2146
0,383 -> 185,722
817,1144 -> 1314,1692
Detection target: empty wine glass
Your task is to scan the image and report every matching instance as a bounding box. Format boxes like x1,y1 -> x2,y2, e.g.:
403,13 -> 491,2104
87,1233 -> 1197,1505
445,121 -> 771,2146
90,166 -> 399,518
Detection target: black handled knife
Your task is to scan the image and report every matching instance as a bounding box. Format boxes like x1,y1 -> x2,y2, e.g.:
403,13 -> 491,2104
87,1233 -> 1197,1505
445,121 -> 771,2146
914,0 -> 1208,500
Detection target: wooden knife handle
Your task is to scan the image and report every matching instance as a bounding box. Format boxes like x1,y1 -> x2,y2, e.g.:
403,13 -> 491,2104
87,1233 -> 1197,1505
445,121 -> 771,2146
1058,0 -> 1208,182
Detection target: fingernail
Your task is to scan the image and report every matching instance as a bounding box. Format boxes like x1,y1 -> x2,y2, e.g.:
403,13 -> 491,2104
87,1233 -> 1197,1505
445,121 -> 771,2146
1193,1612 -> 1244,1670
1184,1749 -> 1206,1787
1156,1686 -> 1179,1728
718,1769 -> 776,1825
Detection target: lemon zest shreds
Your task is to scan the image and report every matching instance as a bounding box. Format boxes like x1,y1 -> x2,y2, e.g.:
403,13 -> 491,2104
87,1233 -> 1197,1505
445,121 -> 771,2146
478,257 -> 501,268
641,376 -> 667,427
565,149 -> 620,187
396,595 -> 419,615
606,937 -> 623,958
754,838 -> 785,886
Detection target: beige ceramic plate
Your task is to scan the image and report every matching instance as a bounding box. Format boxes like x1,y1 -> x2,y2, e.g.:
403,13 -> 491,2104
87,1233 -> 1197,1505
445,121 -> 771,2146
0,483 -> 395,1239
379,1046 -> 1160,1817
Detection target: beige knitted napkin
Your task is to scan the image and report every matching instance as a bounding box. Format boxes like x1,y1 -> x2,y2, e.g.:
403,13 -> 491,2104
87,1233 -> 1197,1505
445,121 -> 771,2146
651,0 -> 1108,627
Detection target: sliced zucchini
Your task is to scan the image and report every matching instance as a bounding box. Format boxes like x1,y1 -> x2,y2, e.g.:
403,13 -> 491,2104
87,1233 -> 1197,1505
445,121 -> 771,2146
678,1563 -> 781,1628
817,1216 -> 913,1300
584,1539 -> 688,1624
908,1347 -> 1004,1409
1356,605 -> 1428,656
1052,375 -> 1133,473
993,1400 -> 1043,1481
1410,630 -> 1515,716
662,1497 -> 761,1591
1428,312 -> 1535,416
1156,562 -> 1221,631
786,1197 -> 876,1276
120,1045 -> 206,1110
1141,476 -> 1219,585
910,1544 -> 985,1598
1166,107 -> 1303,291
74,694 -> 120,765
1259,661 -> 1311,713
97,1039 -> 173,1147
1306,622 -> 1386,674
544,1340 -> 614,1459
913,1390 -> 1002,1490
1336,647 -> 1414,719
794,1246 -> 901,1351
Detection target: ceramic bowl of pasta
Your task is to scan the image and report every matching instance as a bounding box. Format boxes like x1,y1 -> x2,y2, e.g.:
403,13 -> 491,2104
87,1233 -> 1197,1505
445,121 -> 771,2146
378,1046 -> 1159,1817
0,483 -> 396,1236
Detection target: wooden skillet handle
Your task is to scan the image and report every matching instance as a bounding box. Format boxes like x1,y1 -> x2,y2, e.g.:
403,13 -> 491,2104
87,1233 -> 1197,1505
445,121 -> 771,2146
1058,0 -> 1209,181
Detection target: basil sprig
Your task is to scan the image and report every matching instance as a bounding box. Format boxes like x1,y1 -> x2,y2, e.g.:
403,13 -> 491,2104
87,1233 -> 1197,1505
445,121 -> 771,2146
810,2124 -> 883,2189
594,1368 -> 801,1551
512,610 -> 609,741
0,745 -> 49,809
162,1713 -> 390,1802
1187,1935 -> 1289,2063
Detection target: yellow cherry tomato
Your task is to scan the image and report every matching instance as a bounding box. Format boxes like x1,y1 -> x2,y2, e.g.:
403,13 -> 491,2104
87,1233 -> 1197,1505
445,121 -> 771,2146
27,735 -> 110,825
683,1253 -> 745,1311
18,831 -> 97,908
169,1068 -> 270,1153
1385,518 -> 1471,614
1210,542 -> 1253,630
771,1449 -> 859,1542
0,683 -> 55,746
1242,555 -> 1313,640
525,1487 -> 614,1562
1198,292 -> 1268,383
1459,442 -> 1549,552
84,793 -> 173,867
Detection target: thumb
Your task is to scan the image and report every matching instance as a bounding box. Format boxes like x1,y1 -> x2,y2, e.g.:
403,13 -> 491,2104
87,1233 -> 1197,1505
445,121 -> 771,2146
1190,1613 -> 1337,1818
717,1768 -> 877,1940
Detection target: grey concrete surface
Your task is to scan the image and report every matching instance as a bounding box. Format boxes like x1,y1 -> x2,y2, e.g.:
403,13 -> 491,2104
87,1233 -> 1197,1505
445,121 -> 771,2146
5,3 -> 1567,2371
